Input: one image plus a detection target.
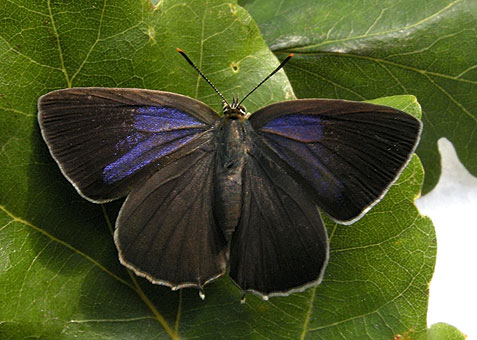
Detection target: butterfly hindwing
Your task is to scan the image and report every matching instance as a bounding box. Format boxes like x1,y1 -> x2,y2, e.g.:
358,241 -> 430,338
228,126 -> 329,298
38,87 -> 219,202
114,138 -> 228,289
250,99 -> 422,223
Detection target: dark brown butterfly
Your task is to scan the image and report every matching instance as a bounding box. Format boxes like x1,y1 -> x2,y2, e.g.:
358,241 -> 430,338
37,50 -> 422,300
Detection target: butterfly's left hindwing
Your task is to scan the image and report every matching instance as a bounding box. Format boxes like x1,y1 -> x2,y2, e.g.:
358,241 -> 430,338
38,88 -> 219,202
115,138 -> 228,289
250,99 -> 422,223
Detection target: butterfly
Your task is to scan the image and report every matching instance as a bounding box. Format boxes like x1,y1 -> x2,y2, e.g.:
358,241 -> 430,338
37,49 -> 422,300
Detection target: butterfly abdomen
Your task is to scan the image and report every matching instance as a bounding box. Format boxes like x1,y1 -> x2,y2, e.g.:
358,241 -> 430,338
214,118 -> 247,240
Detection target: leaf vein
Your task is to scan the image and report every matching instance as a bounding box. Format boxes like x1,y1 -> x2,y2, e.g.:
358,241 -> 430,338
0,204 -> 134,289
47,0 -> 71,86
294,0 -> 464,51
70,0 -> 107,84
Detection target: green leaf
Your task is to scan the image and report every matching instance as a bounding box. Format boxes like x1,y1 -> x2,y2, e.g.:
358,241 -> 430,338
1,1 -> 435,339
241,0 -> 477,194
426,323 -> 467,340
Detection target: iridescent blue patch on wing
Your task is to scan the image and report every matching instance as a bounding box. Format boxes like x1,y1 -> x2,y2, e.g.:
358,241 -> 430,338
135,106 -> 206,132
103,129 -> 203,184
260,114 -> 324,142
102,106 -> 208,184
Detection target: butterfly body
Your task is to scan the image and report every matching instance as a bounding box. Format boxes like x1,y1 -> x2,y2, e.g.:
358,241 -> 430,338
214,116 -> 248,240
38,86 -> 421,299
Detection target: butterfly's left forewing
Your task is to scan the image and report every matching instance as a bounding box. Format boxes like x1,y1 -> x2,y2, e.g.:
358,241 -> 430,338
38,87 -> 219,202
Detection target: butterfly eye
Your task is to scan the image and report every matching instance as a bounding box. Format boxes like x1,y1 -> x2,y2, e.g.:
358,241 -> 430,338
222,101 -> 230,113
239,105 -> 247,116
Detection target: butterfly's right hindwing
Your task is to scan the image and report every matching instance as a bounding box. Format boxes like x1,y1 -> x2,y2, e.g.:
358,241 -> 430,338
228,124 -> 329,298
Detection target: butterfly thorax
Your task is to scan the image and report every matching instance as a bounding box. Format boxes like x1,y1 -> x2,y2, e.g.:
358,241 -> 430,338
214,116 -> 248,240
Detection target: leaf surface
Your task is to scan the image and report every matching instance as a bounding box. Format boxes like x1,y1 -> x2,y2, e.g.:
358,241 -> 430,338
0,1 -> 435,339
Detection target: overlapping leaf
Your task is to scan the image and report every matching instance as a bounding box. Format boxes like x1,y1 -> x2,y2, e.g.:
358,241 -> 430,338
427,323 -> 467,340
241,0 -> 477,194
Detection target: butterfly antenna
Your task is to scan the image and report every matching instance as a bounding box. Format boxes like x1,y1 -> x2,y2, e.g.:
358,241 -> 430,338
177,48 -> 229,105
238,53 -> 293,107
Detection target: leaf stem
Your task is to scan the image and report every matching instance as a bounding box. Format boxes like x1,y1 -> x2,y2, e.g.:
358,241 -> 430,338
127,271 -> 180,340
175,290 -> 183,333
300,287 -> 317,340
101,206 -> 179,338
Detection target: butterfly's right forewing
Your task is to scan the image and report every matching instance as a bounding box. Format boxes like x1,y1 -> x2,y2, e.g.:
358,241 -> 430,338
250,99 -> 422,223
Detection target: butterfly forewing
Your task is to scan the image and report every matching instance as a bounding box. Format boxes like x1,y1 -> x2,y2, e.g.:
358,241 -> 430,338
38,88 -> 219,202
250,99 -> 422,223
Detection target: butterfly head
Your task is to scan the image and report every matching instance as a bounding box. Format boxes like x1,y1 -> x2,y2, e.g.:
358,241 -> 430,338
177,48 -> 293,121
223,98 -> 249,119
